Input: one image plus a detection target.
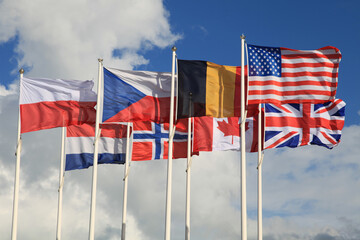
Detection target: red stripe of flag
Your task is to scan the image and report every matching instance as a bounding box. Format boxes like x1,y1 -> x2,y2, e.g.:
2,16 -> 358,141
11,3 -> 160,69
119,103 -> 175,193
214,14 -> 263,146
234,66 -> 243,117
320,131 -> 338,145
21,101 -> 96,133
266,116 -> 344,130
248,89 -> 336,97
282,53 -> 341,60
280,46 -> 340,53
67,123 -> 128,138
316,99 -> 343,114
282,62 -> 339,68
193,117 -> 214,152
67,124 -> 94,137
100,124 -> 128,138
266,131 -> 298,149
248,98 -> 334,105
249,80 -> 337,88
281,71 -> 338,78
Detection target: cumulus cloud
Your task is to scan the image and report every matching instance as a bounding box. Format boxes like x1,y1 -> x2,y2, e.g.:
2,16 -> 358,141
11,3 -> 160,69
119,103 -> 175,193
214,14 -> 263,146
0,0 -> 180,81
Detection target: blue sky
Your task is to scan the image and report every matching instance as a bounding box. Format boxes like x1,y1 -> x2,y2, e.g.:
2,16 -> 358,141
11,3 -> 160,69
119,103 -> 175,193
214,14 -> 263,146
0,0 -> 359,239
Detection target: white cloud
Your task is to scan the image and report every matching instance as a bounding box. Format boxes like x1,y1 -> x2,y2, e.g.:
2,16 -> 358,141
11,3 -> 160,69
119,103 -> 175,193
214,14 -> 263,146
0,81 -> 17,97
0,0 -> 180,82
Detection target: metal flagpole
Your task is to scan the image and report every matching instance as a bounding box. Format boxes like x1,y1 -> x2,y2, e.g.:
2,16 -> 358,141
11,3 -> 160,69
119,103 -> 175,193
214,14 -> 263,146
185,93 -> 192,240
56,126 -> 66,240
89,58 -> 103,240
121,122 -> 132,240
257,104 -> 263,240
165,46 -> 177,240
240,35 -> 247,240
11,68 -> 24,240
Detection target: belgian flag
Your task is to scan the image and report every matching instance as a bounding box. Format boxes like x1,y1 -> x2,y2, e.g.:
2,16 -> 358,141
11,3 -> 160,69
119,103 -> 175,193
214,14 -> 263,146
177,60 -> 253,119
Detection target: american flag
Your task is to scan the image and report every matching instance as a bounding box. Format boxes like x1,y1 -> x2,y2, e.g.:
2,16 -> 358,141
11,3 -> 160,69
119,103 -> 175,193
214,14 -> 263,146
264,99 -> 345,149
247,44 -> 342,104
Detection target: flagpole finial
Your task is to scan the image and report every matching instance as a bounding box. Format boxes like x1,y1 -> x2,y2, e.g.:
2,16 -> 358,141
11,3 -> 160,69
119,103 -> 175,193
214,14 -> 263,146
240,34 -> 246,40
172,46 -> 177,52
98,58 -> 103,63
19,68 -> 24,74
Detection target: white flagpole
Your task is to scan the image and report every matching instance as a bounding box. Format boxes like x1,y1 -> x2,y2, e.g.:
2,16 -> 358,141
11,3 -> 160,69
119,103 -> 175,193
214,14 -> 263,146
240,34 -> 247,240
257,105 -> 263,240
89,58 -> 103,240
121,122 -> 132,240
56,126 -> 66,240
11,68 -> 24,240
165,46 -> 177,240
185,95 -> 192,240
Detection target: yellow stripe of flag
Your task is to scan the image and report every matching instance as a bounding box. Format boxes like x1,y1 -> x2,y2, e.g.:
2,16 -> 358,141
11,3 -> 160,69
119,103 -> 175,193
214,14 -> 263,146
206,62 -> 237,117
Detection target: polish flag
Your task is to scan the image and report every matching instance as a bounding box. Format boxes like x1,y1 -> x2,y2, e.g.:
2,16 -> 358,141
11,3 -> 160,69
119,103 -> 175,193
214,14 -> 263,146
20,77 -> 97,133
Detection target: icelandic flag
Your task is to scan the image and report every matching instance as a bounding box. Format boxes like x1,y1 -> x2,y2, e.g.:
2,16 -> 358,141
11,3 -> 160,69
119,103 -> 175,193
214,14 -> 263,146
265,99 -> 345,149
131,119 -> 192,161
103,67 -> 172,123
20,77 -> 97,133
65,123 -> 128,170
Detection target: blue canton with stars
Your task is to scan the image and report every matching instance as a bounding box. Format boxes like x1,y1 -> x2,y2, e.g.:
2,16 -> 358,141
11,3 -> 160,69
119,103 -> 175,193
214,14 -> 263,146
247,44 -> 282,77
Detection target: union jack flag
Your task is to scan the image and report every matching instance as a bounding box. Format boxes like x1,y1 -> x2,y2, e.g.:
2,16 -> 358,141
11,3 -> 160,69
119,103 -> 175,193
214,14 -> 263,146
264,99 -> 345,149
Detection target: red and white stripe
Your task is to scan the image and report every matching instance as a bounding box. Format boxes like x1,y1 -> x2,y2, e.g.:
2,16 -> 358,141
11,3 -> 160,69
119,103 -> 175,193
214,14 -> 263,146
248,46 -> 342,104
66,123 -> 128,156
20,77 -> 97,133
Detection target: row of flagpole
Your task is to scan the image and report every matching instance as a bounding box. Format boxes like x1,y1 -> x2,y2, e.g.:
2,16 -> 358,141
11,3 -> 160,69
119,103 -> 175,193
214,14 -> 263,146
11,36 -> 266,240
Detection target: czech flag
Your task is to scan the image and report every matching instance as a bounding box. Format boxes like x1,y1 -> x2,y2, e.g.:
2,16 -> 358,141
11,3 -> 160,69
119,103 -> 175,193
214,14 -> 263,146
103,67 -> 172,123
